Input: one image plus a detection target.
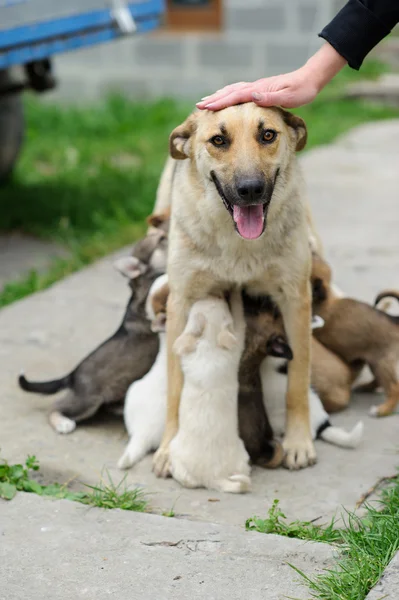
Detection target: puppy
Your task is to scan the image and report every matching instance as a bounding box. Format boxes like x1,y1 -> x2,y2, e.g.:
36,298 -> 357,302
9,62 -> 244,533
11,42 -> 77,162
238,292 -> 285,468
169,289 -> 251,493
156,104 -> 318,476
311,253 -> 399,417
260,331 -> 363,449
18,213 -> 169,433
118,274 -> 169,469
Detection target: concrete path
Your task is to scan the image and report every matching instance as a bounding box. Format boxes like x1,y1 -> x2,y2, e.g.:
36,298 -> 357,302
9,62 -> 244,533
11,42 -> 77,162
0,120 -> 399,597
0,494 -> 334,600
0,232 -> 67,291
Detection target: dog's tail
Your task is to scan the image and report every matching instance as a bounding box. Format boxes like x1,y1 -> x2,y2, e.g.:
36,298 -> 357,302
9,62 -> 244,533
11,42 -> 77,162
18,371 -> 72,395
318,420 -> 364,449
215,474 -> 251,494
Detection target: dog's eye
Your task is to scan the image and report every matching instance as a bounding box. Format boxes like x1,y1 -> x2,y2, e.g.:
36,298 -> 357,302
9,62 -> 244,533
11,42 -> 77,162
261,129 -> 277,144
210,135 -> 227,147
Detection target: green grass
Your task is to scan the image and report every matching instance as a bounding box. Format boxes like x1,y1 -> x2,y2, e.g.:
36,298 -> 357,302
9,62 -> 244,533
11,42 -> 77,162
0,454 -> 147,512
1,59 -> 399,308
246,477 -> 399,600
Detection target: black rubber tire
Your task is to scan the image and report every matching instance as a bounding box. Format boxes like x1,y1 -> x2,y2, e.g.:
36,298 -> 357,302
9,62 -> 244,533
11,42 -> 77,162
0,70 -> 24,184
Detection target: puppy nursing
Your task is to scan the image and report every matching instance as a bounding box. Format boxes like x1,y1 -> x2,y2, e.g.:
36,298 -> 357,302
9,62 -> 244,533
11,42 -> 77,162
311,252 -> 399,417
118,274 -> 169,470
170,289 -> 251,493
18,211 -> 169,433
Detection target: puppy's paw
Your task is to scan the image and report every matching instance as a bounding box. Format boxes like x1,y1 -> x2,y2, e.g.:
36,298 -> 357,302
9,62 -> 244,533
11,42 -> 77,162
283,436 -> 317,470
49,411 -> 76,434
152,446 -> 171,478
369,405 -> 379,417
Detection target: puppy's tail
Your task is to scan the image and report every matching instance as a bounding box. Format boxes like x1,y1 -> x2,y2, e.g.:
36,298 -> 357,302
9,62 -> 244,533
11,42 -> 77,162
117,436 -> 152,470
374,290 -> 399,310
318,420 -> 364,449
18,372 -> 72,395
215,474 -> 251,494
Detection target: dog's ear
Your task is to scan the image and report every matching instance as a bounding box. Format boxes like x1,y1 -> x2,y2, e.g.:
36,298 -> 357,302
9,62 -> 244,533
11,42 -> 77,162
151,312 -> 167,333
169,114 -> 197,160
279,109 -> 307,152
312,277 -> 327,304
113,256 -> 147,279
266,334 -> 293,360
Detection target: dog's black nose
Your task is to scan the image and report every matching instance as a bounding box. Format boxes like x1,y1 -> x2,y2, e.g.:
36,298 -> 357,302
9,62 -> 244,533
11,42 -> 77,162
236,178 -> 265,203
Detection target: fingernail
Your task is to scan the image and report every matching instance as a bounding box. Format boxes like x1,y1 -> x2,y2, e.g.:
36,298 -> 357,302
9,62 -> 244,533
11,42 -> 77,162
252,92 -> 262,101
201,95 -> 210,101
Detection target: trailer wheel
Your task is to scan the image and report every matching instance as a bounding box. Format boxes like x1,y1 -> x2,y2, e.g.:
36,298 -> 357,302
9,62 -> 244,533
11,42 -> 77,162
0,70 -> 24,184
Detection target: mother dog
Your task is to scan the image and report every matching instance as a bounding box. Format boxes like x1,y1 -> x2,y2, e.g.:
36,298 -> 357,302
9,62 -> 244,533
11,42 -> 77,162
153,103 -> 317,475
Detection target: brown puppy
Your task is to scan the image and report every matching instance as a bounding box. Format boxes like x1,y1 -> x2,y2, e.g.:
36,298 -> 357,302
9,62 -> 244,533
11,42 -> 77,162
154,104 -> 317,475
311,253 -> 399,417
311,337 -> 361,413
238,292 -> 285,468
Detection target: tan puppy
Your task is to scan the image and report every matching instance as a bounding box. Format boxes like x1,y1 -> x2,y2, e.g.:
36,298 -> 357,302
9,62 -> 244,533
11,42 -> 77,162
153,103 -> 317,475
311,253 -> 399,417
312,337 -> 361,413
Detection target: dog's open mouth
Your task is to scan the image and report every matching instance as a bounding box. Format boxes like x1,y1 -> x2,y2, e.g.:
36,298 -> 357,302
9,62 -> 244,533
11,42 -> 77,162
210,171 -> 268,241
232,204 -> 266,240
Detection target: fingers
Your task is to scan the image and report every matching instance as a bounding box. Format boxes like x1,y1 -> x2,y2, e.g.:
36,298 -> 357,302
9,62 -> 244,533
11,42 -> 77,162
197,87 -> 255,111
252,90 -> 292,108
196,82 -> 252,110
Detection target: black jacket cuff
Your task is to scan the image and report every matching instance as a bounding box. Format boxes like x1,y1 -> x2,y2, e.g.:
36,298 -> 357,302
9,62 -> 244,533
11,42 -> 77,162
319,0 -> 393,70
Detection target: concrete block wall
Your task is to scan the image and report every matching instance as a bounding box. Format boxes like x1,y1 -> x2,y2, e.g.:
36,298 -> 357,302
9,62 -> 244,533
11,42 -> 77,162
50,0 -> 342,102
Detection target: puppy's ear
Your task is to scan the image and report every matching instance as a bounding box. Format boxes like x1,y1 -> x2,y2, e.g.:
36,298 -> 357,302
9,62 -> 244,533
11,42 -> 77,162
312,277 -> 327,303
151,312 -> 167,333
169,114 -> 197,160
279,108 -> 307,152
311,315 -> 325,330
266,334 -> 293,360
113,256 -> 147,279
186,312 -> 206,338
217,328 -> 237,350
147,210 -> 169,230
173,333 -> 197,356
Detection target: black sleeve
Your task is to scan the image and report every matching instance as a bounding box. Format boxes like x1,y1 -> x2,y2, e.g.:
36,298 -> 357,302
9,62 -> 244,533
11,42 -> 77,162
319,0 -> 399,70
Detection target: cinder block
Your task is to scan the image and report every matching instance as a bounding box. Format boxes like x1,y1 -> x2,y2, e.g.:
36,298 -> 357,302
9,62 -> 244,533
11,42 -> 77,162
132,38 -> 185,67
226,6 -> 286,32
298,4 -> 319,32
267,42 -> 311,70
198,40 -> 253,69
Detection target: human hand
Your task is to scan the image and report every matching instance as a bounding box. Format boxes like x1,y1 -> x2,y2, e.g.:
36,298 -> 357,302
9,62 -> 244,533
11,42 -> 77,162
196,69 -> 319,111
196,43 -> 347,111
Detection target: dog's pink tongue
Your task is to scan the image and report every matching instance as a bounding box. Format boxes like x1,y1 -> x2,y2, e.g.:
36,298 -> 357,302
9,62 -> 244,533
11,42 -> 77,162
233,205 -> 264,240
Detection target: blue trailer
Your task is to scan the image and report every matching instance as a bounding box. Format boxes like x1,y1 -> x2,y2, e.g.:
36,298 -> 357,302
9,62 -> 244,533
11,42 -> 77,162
0,0 -> 165,181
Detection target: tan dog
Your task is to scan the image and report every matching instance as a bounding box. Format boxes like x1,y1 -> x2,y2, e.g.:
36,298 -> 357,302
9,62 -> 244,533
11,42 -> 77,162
311,253 -> 399,417
153,103 -> 317,475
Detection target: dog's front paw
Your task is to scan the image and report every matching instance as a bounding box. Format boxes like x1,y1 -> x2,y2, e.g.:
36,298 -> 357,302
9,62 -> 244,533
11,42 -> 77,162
152,446 -> 171,478
283,435 -> 316,470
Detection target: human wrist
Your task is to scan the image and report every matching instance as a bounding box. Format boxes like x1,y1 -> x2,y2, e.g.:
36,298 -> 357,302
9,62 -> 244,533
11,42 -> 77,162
303,42 -> 347,93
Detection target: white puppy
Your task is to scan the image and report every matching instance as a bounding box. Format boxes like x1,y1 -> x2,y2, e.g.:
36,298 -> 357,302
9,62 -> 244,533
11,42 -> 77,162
118,274 -> 168,470
169,289 -> 251,493
260,341 -> 364,450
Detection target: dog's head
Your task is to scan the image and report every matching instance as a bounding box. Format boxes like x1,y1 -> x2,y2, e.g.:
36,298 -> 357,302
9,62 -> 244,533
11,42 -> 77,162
169,104 -> 307,241
311,252 -> 332,306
